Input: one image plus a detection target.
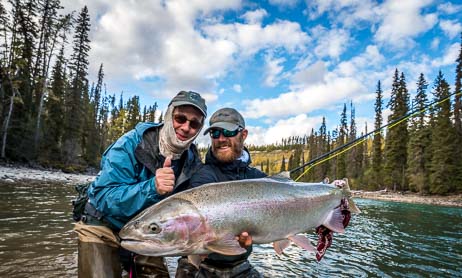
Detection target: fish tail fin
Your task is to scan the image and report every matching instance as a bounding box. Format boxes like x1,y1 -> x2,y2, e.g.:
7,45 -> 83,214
322,207 -> 345,233
342,178 -> 361,213
349,198 -> 361,213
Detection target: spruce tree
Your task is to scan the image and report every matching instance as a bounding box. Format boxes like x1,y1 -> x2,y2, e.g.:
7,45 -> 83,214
429,71 -> 457,194
453,32 -> 462,191
406,73 -> 430,193
372,81 -> 383,189
40,46 -> 66,165
63,5 -> 90,168
337,103 -> 347,178
384,69 -> 410,191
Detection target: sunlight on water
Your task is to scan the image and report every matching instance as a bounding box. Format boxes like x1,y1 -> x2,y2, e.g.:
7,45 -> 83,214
0,181 -> 461,277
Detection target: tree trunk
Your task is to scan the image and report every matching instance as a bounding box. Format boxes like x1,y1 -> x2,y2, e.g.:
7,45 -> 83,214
1,88 -> 16,158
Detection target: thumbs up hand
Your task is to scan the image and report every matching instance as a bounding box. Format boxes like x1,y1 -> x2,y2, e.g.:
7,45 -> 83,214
155,157 -> 175,195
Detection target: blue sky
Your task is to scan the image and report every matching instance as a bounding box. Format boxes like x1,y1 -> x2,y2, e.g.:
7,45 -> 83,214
62,0 -> 462,147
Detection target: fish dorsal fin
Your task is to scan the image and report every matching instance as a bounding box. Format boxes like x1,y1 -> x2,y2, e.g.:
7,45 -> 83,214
205,234 -> 247,256
269,171 -> 293,181
288,235 -> 316,252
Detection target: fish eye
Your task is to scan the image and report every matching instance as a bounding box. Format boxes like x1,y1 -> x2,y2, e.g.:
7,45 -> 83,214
148,223 -> 161,234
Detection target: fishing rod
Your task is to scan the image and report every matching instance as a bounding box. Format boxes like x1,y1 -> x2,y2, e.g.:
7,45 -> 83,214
290,90 -> 462,182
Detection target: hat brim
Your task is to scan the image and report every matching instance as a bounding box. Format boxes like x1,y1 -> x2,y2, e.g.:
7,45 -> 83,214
203,122 -> 241,135
172,101 -> 207,117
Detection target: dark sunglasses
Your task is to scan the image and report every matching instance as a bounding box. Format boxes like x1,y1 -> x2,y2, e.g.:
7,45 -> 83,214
209,128 -> 243,139
173,114 -> 202,129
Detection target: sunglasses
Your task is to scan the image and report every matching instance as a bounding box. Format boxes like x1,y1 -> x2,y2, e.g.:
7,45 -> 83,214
209,128 -> 243,139
173,114 -> 202,129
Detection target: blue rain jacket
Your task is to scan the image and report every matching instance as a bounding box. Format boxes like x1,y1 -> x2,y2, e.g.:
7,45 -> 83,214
88,122 -> 202,230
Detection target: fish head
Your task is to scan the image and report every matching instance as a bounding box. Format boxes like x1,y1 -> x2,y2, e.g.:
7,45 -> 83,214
119,198 -> 208,256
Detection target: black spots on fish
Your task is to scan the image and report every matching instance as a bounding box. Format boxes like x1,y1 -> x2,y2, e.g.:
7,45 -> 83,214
148,223 -> 162,234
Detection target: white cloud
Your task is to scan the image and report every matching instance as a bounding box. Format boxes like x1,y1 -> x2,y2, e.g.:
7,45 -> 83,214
374,0 -> 437,48
263,54 -> 286,87
233,84 -> 242,93
439,20 -> 462,39
246,114 -> 324,145
269,0 -> 300,8
67,0 -> 245,101
203,20 -> 310,56
291,60 -> 327,89
305,0 -> 379,28
431,43 -> 460,68
242,77 -> 366,118
241,9 -> 268,24
333,44 -> 386,90
437,2 -> 462,15
311,26 -> 351,59
431,38 -> 440,50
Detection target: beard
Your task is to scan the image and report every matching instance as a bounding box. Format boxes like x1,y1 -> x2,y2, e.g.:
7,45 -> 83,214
212,134 -> 244,163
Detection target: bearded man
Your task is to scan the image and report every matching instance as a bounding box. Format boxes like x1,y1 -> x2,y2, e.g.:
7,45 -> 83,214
176,107 -> 266,278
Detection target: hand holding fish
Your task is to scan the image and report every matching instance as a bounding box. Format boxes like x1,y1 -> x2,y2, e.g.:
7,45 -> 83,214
155,157 -> 174,195
236,232 -> 252,248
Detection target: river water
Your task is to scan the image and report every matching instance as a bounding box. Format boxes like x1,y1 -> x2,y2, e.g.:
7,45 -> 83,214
0,180 -> 461,277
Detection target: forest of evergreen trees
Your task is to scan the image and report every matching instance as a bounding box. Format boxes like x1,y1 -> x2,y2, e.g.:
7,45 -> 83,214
249,51 -> 462,195
0,1 -> 461,194
0,1 -> 159,171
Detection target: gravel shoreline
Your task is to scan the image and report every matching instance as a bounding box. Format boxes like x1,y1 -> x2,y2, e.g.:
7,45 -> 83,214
1,165 -> 460,207
0,165 -> 95,185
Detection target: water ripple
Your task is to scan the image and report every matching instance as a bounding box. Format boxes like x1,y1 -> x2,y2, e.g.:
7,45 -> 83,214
0,182 -> 461,277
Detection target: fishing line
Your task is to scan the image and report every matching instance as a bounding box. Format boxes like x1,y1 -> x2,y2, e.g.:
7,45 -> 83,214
291,91 -> 462,182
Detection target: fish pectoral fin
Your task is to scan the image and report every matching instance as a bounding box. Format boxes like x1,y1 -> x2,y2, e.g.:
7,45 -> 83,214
288,235 -> 316,252
323,208 -> 345,233
273,239 -> 291,255
205,236 -> 247,256
187,255 -> 203,269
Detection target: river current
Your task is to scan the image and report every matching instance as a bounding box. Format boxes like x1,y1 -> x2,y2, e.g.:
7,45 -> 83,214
0,180 -> 460,277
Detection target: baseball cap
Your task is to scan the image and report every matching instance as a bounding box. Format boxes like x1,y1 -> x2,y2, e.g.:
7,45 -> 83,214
169,91 -> 207,117
203,108 -> 245,135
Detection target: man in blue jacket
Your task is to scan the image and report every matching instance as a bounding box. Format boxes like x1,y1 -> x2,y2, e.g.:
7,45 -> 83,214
176,108 -> 266,278
75,91 -> 207,277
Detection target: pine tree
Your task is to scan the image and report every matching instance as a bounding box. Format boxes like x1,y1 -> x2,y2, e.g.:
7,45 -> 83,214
4,0 -> 38,160
384,69 -> 410,191
429,71 -> 457,194
337,103 -> 347,178
453,32 -> 462,191
126,95 -> 141,130
347,101 -> 361,180
406,73 -> 430,193
33,0 -> 67,156
372,81 -> 383,189
39,45 -> 66,165
63,6 -> 90,168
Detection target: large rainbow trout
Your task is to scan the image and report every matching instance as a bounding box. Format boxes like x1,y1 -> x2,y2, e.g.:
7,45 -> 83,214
119,174 -> 360,261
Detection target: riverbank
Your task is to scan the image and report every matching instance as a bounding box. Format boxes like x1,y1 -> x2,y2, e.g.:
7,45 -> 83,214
1,165 -> 460,207
0,164 -> 95,185
353,190 -> 462,208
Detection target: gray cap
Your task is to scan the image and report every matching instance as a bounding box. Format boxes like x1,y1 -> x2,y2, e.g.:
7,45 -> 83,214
169,91 -> 207,117
203,108 -> 245,135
